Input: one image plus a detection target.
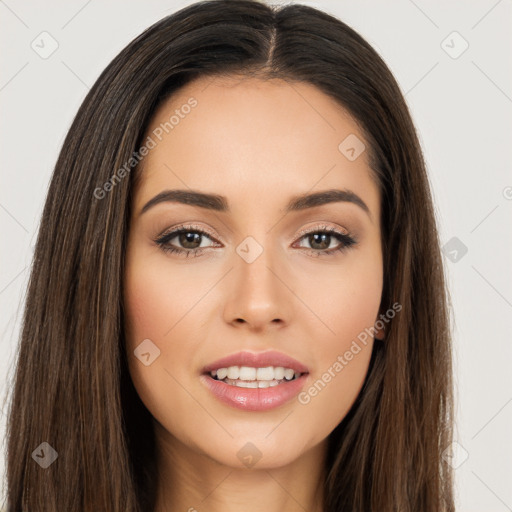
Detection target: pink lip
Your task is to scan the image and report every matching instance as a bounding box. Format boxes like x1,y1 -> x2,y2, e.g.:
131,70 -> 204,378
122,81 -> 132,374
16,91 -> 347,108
201,350 -> 310,374
199,373 -> 310,411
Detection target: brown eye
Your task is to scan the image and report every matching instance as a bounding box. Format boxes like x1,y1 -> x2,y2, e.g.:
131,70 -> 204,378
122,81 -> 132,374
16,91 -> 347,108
176,231 -> 202,249
155,225 -> 219,257
307,232 -> 332,251
294,226 -> 357,256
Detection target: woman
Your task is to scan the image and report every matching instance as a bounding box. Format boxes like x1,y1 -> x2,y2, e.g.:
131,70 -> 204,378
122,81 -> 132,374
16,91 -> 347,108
4,0 -> 455,510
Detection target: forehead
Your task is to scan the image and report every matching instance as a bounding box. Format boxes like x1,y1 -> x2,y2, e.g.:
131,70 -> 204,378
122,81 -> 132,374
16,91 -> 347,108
134,75 -> 379,220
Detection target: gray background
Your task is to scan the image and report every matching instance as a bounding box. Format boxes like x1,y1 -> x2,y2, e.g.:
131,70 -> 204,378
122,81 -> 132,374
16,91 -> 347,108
1,0 -> 511,510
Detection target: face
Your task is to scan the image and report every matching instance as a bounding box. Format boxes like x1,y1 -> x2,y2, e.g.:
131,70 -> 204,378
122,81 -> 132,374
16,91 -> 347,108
123,75 -> 384,471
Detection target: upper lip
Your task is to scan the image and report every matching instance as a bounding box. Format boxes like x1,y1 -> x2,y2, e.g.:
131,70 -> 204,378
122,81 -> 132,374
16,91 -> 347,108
202,350 -> 310,374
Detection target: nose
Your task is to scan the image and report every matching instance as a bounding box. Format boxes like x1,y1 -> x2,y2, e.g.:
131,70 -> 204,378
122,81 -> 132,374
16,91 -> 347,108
222,244 -> 293,332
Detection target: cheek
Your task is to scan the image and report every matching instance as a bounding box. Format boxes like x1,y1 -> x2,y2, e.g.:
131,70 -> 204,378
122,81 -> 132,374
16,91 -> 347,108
294,251 -> 382,426
123,244 -> 216,431
326,272 -> 382,343
297,289 -> 379,433
124,249 -> 202,348
123,247 -> 184,416
124,281 -> 160,346
297,244 -> 383,347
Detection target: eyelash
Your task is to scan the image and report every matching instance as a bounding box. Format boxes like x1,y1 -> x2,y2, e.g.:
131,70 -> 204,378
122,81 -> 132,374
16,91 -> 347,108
154,223 -> 357,258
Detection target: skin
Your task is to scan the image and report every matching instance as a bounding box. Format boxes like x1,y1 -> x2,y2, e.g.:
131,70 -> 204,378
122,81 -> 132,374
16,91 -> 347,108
123,74 -> 384,512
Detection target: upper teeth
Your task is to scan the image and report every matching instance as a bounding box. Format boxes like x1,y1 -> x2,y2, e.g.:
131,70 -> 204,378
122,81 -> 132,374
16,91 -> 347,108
211,366 -> 301,381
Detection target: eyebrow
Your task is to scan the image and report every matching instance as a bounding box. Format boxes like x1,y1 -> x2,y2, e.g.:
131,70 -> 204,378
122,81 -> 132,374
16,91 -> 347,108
138,188 -> 372,220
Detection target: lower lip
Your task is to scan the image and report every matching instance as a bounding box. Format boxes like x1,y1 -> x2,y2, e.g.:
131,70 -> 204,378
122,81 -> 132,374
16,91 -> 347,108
199,373 -> 309,411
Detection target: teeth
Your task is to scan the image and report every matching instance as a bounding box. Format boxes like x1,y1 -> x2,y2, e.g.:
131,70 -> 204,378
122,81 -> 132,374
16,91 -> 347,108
227,366 -> 240,379
239,366 -> 256,380
223,378 -> 285,388
256,367 -> 273,380
274,366 -> 285,380
209,365 -> 303,381
216,368 -> 228,380
283,368 -> 295,380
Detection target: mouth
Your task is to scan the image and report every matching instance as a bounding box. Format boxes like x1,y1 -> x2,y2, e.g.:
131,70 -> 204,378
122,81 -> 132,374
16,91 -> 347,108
204,366 -> 307,388
199,350 -> 310,410
202,349 -> 309,374
200,369 -> 310,411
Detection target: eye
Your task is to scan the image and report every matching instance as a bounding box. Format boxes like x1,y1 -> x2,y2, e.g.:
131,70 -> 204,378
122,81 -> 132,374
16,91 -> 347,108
293,224 -> 357,256
154,224 -> 219,258
154,223 -> 357,258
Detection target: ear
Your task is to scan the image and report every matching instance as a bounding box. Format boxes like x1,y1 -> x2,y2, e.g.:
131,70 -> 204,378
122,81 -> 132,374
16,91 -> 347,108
374,328 -> 385,341
374,315 -> 386,341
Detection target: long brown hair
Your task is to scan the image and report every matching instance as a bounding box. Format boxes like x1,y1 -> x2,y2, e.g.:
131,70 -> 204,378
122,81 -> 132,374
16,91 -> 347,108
4,0 -> 455,510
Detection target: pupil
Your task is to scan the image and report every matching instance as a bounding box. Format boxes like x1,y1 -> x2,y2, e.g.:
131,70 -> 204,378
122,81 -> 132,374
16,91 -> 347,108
180,232 -> 201,249
310,233 -> 329,250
